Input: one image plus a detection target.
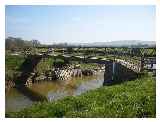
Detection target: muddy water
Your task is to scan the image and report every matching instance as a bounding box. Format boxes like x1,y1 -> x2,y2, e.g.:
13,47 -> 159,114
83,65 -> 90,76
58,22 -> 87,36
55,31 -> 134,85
5,88 -> 33,112
6,72 -> 104,112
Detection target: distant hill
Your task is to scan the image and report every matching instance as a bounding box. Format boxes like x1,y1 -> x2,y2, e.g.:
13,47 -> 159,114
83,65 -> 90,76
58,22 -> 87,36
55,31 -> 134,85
91,40 -> 155,47
70,40 -> 156,48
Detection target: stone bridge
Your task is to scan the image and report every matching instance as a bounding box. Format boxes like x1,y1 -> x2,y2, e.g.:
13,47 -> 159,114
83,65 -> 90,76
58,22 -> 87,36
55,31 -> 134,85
8,46 -> 155,101
48,54 -> 143,72
49,54 -> 143,85
20,45 -> 156,86
20,53 -> 155,84
21,53 -> 144,85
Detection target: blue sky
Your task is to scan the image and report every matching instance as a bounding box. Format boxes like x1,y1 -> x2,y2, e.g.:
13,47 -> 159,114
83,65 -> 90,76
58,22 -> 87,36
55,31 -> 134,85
5,5 -> 155,44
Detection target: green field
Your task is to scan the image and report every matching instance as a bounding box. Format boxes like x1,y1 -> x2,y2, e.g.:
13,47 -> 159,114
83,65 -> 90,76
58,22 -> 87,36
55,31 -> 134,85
6,74 -> 155,118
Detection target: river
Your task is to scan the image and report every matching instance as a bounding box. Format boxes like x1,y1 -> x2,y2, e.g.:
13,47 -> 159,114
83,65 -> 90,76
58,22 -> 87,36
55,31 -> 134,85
6,72 -> 104,112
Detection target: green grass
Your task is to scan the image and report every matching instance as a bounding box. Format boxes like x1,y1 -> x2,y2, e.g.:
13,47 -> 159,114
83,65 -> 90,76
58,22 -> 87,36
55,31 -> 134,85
34,57 -> 54,75
5,55 -> 25,81
5,55 -> 25,71
6,74 -> 156,118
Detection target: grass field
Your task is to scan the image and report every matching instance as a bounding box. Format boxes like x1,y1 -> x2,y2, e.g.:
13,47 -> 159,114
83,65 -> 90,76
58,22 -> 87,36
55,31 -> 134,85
6,73 -> 156,118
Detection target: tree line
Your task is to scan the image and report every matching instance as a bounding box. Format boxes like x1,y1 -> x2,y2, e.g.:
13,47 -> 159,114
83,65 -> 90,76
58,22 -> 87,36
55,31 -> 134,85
5,37 -> 41,51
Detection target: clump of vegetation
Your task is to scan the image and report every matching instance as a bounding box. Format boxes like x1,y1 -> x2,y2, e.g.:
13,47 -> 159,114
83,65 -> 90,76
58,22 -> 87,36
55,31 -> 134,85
6,74 -> 155,118
34,58 -> 54,75
5,55 -> 25,81
6,55 -> 25,71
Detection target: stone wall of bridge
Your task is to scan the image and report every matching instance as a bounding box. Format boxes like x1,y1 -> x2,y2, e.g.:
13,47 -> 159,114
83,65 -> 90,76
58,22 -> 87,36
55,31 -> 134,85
103,61 -> 138,85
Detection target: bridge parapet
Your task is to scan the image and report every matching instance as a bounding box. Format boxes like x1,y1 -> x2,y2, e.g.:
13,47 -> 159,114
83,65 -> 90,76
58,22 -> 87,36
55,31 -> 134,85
115,58 -> 141,73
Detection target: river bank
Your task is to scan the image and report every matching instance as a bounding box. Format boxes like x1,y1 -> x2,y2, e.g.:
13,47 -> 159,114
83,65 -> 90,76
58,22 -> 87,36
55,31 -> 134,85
6,74 -> 156,117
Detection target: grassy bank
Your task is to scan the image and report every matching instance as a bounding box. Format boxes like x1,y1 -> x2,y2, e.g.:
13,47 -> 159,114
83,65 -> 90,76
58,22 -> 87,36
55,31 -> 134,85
6,74 -> 156,118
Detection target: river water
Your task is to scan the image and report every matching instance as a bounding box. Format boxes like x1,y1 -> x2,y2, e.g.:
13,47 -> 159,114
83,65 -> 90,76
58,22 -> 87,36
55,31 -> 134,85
6,72 -> 104,112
